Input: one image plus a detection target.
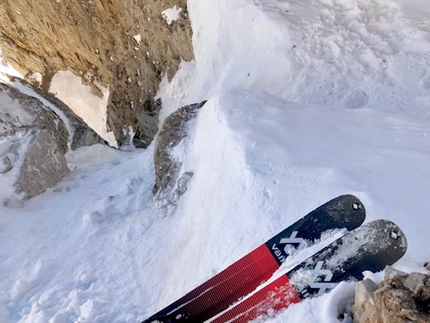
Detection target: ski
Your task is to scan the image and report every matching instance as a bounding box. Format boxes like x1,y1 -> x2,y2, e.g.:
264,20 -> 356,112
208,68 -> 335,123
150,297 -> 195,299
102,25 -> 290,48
142,194 -> 365,323
208,219 -> 407,323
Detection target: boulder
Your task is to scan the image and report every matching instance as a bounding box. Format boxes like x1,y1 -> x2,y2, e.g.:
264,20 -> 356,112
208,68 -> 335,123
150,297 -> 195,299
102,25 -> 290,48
352,266 -> 430,323
0,0 -> 194,148
352,278 -> 381,323
152,101 -> 206,212
0,77 -> 106,204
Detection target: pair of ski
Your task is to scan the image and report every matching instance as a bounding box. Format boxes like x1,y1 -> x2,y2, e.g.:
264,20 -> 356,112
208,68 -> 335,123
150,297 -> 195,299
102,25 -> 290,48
142,194 -> 407,323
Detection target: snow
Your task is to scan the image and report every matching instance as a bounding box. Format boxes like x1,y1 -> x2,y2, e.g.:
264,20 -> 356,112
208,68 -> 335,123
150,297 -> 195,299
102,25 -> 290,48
0,74 -> 78,150
0,88 -> 36,129
161,6 -> 182,25
133,34 -> 142,46
49,70 -> 117,148
27,71 -> 42,84
1,0 -> 430,322
0,50 -> 22,79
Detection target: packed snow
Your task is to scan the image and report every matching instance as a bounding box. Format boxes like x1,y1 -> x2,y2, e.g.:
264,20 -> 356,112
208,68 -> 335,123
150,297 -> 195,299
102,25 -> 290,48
49,70 -> 116,148
1,0 -> 430,322
161,6 -> 183,25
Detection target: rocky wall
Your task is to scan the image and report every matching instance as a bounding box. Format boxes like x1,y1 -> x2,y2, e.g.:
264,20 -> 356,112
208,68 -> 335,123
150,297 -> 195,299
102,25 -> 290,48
0,0 -> 194,147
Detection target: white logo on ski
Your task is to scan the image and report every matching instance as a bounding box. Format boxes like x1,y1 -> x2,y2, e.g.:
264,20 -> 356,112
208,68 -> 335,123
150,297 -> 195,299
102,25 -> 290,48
308,261 -> 338,296
279,231 -> 306,249
272,231 -> 306,263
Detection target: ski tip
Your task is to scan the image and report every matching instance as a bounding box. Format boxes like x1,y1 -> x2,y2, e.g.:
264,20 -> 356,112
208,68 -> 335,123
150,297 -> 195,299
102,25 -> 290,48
141,314 -> 169,323
323,194 -> 366,230
141,318 -> 163,323
344,219 -> 408,274
287,219 -> 408,294
370,218 -> 408,258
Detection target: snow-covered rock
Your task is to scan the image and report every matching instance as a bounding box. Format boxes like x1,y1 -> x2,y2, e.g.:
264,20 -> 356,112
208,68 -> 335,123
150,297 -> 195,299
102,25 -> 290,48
0,82 -> 69,204
24,79 -> 108,151
0,75 -> 106,204
152,100 -> 206,212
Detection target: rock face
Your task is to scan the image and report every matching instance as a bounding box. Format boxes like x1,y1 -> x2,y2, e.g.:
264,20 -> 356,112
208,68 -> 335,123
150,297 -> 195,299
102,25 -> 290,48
352,266 -> 430,323
153,101 -> 206,212
21,78 -> 108,150
0,76 -> 106,204
0,0 -> 194,147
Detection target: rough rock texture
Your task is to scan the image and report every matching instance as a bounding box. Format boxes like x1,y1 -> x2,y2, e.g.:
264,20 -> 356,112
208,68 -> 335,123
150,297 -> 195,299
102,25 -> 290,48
152,101 -> 206,212
3,74 -> 107,150
0,78 -> 106,204
16,77 -> 108,150
0,0 -> 194,148
352,266 -> 430,323
352,278 -> 383,323
0,82 -> 69,203
13,129 -> 69,201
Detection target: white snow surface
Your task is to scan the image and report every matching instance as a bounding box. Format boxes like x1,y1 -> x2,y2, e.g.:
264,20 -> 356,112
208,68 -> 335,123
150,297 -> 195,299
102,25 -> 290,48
1,0 -> 430,322
49,70 -> 117,148
0,50 -> 22,79
161,6 -> 182,25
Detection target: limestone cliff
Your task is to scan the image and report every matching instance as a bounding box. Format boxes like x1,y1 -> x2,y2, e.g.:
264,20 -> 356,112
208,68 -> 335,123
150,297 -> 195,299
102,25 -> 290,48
0,0 -> 194,147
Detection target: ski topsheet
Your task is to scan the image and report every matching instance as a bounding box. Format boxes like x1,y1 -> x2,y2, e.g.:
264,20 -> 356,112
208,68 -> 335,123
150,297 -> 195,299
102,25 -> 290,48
142,195 -> 366,323
209,219 -> 407,323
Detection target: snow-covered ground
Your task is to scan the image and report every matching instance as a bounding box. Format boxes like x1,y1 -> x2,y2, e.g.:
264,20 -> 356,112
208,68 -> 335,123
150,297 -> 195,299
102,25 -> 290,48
1,0 -> 430,322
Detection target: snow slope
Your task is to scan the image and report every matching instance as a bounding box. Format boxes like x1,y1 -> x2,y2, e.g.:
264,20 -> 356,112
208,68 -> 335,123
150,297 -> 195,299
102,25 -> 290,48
1,0 -> 430,322
159,0 -> 430,117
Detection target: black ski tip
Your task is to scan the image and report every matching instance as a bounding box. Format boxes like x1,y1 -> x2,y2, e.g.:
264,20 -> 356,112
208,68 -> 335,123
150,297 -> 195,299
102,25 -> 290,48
321,194 -> 366,231
287,219 -> 408,299
141,316 -> 165,323
338,219 -> 408,279
367,218 -> 408,264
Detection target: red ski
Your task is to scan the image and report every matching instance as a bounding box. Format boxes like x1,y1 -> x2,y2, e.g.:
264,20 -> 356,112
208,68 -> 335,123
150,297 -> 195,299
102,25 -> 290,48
142,195 -> 365,323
